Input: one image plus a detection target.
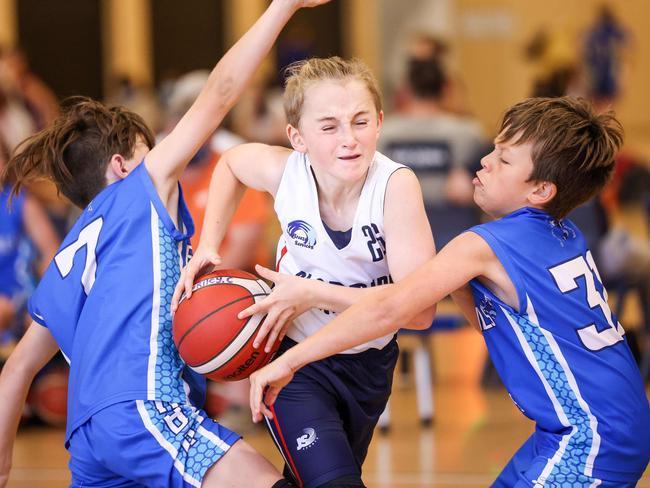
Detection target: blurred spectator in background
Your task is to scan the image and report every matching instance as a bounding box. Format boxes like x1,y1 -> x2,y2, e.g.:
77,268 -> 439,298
379,56 -> 486,248
107,74 -> 162,136
583,4 -> 632,109
393,33 -> 471,116
0,47 -> 59,131
231,76 -> 288,147
0,135 -> 59,344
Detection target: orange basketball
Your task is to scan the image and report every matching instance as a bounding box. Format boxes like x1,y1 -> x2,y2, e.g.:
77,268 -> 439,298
173,269 -> 278,382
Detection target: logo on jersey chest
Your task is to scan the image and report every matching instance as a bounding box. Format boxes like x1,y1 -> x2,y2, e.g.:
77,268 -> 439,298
287,220 -> 317,249
475,295 -> 497,331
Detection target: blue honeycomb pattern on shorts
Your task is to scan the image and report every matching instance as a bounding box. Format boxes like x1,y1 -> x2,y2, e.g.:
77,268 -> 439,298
507,309 -> 599,487
144,401 -> 227,484
154,217 -> 185,402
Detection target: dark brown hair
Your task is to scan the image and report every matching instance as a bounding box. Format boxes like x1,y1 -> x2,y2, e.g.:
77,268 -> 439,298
498,96 -> 623,219
2,96 -> 154,208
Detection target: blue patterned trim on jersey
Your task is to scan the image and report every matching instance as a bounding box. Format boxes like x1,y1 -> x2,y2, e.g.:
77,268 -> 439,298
502,298 -> 601,487
148,206 -> 186,402
137,400 -> 234,487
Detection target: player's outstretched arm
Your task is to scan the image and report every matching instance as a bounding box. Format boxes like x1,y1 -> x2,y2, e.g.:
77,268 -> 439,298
171,143 -> 290,312
145,0 -> 330,203
249,232 -> 492,422
0,323 -> 59,487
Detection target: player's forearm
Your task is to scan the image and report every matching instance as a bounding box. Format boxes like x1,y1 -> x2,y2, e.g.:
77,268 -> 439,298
199,156 -> 247,251
305,279 -> 377,313
283,286 -> 409,370
0,359 -> 37,477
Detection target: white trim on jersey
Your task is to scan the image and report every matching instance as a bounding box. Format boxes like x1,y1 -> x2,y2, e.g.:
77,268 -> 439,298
502,297 -> 601,486
136,400 -> 201,488
147,203 -> 162,399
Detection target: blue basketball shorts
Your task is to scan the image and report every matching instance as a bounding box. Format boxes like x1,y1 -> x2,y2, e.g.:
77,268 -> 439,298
492,434 -> 640,488
67,400 -> 241,487
265,336 -> 398,488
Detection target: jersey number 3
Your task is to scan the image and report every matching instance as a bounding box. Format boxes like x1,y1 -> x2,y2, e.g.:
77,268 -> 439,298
54,217 -> 103,295
549,251 -> 625,351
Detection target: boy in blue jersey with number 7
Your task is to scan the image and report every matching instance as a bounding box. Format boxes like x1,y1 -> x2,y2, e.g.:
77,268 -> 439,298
250,96 -> 650,487
0,1 -> 329,487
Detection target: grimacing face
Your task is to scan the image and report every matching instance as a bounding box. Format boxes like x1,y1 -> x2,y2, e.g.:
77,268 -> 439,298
289,78 -> 383,186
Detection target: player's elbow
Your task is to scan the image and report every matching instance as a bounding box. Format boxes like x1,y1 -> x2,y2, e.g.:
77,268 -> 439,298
409,304 -> 437,330
371,289 -> 419,334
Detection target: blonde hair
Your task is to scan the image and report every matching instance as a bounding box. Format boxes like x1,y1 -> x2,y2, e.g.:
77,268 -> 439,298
283,56 -> 382,128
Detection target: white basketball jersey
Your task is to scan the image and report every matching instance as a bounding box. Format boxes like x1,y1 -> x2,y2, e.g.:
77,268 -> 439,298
274,151 -> 406,353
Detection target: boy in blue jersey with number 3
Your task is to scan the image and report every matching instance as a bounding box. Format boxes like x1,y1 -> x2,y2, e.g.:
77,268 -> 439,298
0,1 -> 328,487
250,96 -> 650,487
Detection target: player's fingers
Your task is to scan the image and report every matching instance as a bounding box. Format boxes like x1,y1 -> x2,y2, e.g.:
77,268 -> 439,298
171,270 -> 187,311
253,310 -> 278,348
264,309 -> 292,352
255,264 -> 279,283
250,378 -> 265,422
237,300 -> 265,320
264,387 -> 280,409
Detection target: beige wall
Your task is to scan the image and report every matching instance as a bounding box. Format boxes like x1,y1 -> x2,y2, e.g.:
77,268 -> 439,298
453,0 -> 650,157
0,0 -> 16,48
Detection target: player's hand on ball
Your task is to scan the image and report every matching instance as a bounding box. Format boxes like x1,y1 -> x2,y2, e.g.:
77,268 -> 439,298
249,357 -> 295,422
171,246 -> 222,313
239,265 -> 311,352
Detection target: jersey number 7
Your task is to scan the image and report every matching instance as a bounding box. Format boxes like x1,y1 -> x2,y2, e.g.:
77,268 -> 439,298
54,217 -> 104,295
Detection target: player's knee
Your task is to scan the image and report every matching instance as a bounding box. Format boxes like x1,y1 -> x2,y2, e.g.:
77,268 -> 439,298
317,475 -> 366,488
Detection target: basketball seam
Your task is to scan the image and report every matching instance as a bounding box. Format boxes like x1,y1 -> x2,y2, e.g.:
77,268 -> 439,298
176,292 -> 267,353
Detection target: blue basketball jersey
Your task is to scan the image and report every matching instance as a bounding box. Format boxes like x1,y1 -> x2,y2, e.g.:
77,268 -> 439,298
469,207 -> 650,483
28,163 -> 205,444
0,187 -> 27,298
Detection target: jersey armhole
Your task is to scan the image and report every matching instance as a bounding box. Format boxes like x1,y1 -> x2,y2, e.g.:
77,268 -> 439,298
467,227 -> 527,313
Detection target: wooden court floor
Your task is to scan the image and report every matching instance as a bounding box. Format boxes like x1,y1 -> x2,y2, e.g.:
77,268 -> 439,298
7,327 -> 650,488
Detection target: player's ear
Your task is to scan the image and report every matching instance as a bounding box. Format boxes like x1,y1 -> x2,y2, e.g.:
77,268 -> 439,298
106,154 -> 130,182
376,110 -> 384,138
529,180 -> 557,206
287,124 -> 307,153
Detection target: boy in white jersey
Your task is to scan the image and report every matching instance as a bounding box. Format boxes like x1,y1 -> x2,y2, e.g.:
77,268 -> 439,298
249,96 -> 650,487
0,2 -> 328,487
172,57 -> 436,487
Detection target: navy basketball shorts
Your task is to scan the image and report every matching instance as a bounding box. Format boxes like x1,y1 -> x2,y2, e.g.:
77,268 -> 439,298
67,400 -> 241,487
265,336 -> 399,488
492,434 -> 640,488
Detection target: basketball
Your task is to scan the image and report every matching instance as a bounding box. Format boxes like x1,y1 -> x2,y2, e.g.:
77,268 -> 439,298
173,269 -> 277,382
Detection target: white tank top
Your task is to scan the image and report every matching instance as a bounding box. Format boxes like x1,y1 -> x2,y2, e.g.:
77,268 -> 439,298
274,150 -> 406,353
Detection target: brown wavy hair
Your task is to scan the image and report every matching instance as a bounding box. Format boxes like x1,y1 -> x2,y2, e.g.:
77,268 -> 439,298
2,96 -> 154,209
498,96 -> 623,219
